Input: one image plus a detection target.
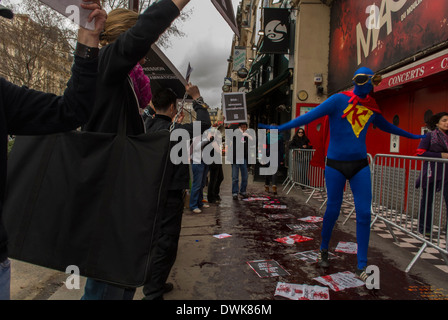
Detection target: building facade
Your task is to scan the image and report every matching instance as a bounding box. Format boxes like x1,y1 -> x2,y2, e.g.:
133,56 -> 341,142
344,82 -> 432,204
227,0 -> 447,157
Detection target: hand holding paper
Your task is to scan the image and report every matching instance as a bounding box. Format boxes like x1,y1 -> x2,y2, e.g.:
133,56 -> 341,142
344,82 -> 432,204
38,0 -> 103,31
77,0 -> 107,48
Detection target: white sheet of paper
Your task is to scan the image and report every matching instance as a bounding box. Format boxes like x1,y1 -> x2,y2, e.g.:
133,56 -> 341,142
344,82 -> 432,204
38,0 -> 95,30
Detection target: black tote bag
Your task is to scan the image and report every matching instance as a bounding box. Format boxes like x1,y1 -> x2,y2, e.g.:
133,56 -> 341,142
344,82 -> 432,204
3,123 -> 173,287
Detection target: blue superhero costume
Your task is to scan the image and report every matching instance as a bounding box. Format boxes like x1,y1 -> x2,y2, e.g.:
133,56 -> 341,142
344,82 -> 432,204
259,67 -> 424,271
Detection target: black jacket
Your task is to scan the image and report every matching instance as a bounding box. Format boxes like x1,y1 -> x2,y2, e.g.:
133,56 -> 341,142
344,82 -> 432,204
145,102 -> 211,190
83,0 -> 180,135
0,56 -> 98,262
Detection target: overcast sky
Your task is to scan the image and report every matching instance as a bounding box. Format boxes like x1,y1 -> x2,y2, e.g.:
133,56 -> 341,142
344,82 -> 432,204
161,0 -> 241,108
5,0 -> 241,108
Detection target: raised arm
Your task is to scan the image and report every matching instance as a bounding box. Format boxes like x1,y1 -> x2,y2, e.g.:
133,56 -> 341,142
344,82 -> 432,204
100,0 -> 190,82
4,1 -> 107,135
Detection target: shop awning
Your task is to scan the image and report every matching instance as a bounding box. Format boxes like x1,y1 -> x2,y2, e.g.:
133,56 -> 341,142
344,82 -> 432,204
246,69 -> 292,111
247,55 -> 270,78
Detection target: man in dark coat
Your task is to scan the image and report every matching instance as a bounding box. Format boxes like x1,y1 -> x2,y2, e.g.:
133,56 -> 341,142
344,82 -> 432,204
143,84 -> 211,299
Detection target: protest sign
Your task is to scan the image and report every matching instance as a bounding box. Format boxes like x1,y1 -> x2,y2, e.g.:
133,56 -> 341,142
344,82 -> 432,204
38,0 -> 95,30
210,0 -> 239,37
222,92 -> 247,124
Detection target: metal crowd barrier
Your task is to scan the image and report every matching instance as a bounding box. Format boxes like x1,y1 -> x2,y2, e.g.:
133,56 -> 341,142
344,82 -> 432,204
370,154 -> 448,272
282,148 -> 326,204
284,150 -> 448,272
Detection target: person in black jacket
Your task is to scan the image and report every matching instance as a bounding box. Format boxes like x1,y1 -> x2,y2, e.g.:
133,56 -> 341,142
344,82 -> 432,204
80,0 -> 191,300
0,0 -> 106,300
143,84 -> 211,300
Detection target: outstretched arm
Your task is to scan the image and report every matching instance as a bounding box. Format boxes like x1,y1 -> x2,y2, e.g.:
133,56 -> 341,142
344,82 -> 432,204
373,114 -> 424,139
259,94 -> 340,131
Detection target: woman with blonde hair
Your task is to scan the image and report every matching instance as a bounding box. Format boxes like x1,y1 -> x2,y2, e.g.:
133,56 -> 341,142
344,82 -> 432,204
83,0 -> 190,135
81,0 -> 191,300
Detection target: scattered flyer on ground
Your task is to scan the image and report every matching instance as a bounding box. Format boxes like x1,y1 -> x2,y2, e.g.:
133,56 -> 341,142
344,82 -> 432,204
265,213 -> 295,219
263,204 -> 287,209
243,197 -> 270,201
313,271 -> 365,292
274,282 -> 330,300
274,235 -> 313,245
297,216 -> 323,223
247,260 -> 290,278
213,233 -> 232,239
291,250 -> 337,263
335,241 -> 358,254
287,223 -> 319,231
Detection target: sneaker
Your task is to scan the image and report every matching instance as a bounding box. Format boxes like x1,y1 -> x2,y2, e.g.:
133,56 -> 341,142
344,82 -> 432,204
202,204 -> 210,208
317,249 -> 330,268
232,194 -> 238,200
192,208 -> 202,213
355,267 -> 369,282
240,193 -> 248,199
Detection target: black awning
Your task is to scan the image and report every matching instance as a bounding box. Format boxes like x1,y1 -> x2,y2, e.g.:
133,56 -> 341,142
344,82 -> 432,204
246,69 -> 292,111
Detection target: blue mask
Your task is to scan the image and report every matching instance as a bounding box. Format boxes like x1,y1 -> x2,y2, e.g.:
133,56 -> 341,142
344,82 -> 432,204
353,67 -> 374,98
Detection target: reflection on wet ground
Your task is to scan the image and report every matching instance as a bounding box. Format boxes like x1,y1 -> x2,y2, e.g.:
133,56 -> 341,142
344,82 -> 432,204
205,185 -> 441,300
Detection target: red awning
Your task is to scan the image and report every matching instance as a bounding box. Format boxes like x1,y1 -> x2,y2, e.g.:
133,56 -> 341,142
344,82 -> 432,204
375,49 -> 448,92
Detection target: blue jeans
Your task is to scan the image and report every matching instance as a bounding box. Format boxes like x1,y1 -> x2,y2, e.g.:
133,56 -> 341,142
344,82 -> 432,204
81,278 -> 136,300
232,161 -> 248,195
0,258 -> 11,300
189,163 -> 207,210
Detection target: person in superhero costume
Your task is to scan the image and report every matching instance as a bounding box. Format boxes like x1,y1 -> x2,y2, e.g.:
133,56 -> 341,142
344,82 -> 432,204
259,67 -> 424,280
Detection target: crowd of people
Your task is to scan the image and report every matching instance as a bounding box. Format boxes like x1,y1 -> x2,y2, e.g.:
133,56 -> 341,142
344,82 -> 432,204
0,0 -> 446,301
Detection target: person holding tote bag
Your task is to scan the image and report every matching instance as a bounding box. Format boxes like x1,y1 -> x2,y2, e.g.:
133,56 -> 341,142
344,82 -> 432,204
80,0 -> 191,300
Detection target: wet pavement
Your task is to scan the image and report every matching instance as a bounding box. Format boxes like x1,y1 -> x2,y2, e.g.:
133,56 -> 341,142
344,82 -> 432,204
160,164 -> 448,301
9,164 -> 448,304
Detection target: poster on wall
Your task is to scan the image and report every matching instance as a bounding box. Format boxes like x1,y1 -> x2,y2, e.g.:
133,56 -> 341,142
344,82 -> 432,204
328,0 -> 448,93
222,92 -> 247,124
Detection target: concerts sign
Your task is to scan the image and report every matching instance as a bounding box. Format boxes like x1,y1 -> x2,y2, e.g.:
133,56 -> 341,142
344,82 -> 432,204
328,0 -> 448,93
375,50 -> 448,92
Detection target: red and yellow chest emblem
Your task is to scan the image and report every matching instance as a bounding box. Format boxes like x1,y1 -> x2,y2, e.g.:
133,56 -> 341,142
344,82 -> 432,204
343,104 -> 373,138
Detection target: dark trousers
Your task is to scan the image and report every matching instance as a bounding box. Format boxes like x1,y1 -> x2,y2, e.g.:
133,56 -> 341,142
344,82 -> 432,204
142,189 -> 185,300
207,163 -> 224,202
419,182 -> 448,233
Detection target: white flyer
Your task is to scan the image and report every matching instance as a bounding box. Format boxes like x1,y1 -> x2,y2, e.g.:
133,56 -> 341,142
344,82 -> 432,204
38,0 -> 95,30
335,241 -> 358,254
313,271 -> 365,292
213,233 -> 232,239
274,282 -> 330,300
297,216 -> 323,223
